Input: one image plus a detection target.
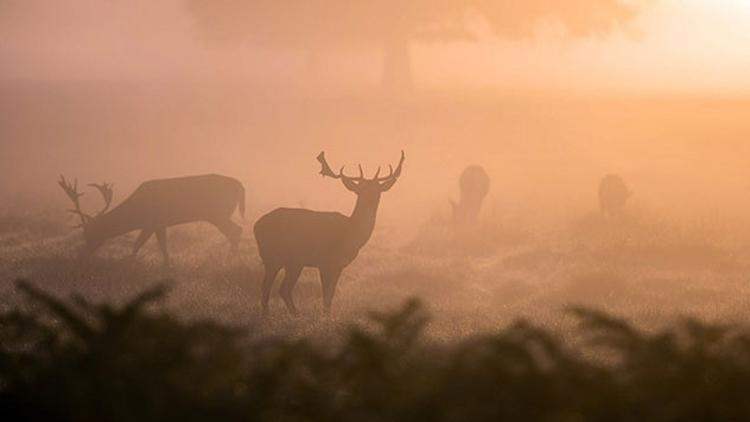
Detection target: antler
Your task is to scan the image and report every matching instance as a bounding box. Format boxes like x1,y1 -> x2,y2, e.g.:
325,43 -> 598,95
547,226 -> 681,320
374,150 -> 405,181
58,176 -> 91,227
317,151 -> 405,182
89,182 -> 114,216
58,176 -> 115,227
317,152 -> 359,180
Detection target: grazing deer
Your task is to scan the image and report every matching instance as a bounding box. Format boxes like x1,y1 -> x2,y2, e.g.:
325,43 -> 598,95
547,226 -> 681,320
451,165 -> 490,226
59,174 -> 245,265
254,151 -> 405,316
599,174 -> 631,221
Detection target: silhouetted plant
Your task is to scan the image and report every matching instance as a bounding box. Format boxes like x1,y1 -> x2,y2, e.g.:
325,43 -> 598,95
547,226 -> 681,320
4,280 -> 750,421
0,279 -> 249,421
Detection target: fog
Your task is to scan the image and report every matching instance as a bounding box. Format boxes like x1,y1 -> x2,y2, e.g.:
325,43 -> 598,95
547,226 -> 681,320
3,0 -> 750,325
3,0 -> 750,90
8,3 -> 750,419
3,86 -> 750,232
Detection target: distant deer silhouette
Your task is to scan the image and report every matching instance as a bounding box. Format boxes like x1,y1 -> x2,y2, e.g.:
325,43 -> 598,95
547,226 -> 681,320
451,165 -> 490,225
254,151 -> 405,316
59,174 -> 244,265
598,174 -> 631,220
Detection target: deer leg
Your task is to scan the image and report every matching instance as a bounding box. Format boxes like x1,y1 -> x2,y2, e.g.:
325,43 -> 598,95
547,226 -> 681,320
279,266 -> 303,316
155,227 -> 170,266
260,263 -> 282,316
600,198 -> 610,221
319,266 -> 343,316
131,229 -> 153,258
213,219 -> 242,257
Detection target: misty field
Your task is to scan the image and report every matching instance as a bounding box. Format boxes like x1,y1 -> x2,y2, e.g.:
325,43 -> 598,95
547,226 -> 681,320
4,84 -> 750,419
1,196 -> 749,339
3,84 -> 750,336
5,202 -> 750,420
8,0 -> 750,417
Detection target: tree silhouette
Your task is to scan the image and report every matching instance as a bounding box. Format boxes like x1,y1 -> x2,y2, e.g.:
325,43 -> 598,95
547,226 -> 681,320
185,0 -> 649,92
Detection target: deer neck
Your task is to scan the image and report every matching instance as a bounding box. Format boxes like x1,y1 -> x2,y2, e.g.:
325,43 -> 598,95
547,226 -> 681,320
87,204 -> 138,245
347,195 -> 380,247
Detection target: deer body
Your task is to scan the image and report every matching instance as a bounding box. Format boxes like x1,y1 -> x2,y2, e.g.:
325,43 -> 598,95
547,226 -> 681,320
255,151 -> 403,316
60,174 -> 244,264
451,165 -> 490,225
598,174 -> 630,221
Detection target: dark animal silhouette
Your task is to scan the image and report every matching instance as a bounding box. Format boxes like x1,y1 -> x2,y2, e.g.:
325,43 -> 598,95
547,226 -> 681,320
59,174 -> 244,265
254,151 -> 405,316
451,165 -> 490,225
598,174 -> 631,220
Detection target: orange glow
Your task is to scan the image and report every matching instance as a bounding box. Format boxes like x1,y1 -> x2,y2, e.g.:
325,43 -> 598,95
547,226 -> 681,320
0,1 -> 749,94
6,0 -> 750,379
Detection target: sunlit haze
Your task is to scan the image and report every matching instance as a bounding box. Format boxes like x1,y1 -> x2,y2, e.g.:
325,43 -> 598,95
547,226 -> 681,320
6,1 -> 750,418
1,0 -> 749,93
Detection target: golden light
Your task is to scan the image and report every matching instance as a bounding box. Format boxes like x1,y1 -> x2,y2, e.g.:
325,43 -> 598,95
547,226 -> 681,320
712,0 -> 750,13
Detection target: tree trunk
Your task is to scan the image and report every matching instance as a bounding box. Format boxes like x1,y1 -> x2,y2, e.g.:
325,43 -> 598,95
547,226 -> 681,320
381,33 -> 412,94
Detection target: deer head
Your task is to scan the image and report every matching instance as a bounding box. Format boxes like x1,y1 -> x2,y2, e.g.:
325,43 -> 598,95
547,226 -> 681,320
317,150 -> 405,201
316,150 -> 405,252
58,176 -> 114,252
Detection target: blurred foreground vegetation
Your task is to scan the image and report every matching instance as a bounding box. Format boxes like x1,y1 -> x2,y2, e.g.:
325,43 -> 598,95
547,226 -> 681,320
2,279 -> 750,421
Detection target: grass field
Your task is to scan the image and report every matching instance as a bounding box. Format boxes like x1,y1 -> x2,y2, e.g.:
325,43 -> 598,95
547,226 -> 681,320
3,83 -> 750,341
2,201 -> 749,346
4,85 -> 750,419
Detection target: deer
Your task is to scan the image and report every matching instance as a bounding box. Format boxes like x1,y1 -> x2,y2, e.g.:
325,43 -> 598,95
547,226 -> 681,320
254,151 -> 405,316
59,174 -> 245,265
451,165 -> 490,226
598,174 -> 631,221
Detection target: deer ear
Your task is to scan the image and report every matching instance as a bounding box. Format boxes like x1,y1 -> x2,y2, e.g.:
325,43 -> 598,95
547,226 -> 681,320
342,178 -> 360,192
378,177 -> 398,192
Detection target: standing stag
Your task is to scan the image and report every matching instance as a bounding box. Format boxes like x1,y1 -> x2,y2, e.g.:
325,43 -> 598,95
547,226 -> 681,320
59,174 -> 245,265
254,151 -> 405,316
451,165 -> 490,225
598,174 -> 631,220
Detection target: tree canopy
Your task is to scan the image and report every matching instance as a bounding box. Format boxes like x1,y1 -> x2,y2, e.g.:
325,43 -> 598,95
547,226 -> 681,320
185,0 -> 650,89
186,0 -> 644,46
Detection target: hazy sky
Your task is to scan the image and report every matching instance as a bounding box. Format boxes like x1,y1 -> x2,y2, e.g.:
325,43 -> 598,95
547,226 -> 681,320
2,0 -> 750,94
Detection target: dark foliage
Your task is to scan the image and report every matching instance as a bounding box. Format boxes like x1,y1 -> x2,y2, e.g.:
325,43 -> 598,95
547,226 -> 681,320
0,280 -> 248,421
2,280 -> 750,421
